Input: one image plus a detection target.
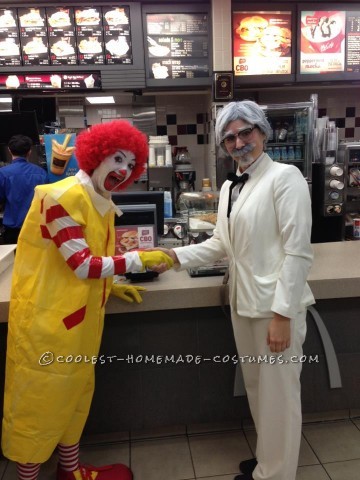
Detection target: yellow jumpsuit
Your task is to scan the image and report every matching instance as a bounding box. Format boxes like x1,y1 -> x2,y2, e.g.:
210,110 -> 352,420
2,176 -> 115,463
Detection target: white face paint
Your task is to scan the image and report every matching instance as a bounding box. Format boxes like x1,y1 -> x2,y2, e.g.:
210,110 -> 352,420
91,150 -> 136,194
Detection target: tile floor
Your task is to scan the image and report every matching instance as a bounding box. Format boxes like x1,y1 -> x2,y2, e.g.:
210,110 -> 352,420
1,417 -> 359,480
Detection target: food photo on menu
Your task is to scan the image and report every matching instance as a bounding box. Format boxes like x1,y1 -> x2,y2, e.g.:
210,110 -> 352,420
23,36 -> 48,55
0,38 -> 20,56
105,36 -> 129,56
147,36 -> 171,57
233,11 -> 292,75
75,8 -> 100,26
19,8 -> 44,27
104,8 -> 129,26
47,10 -> 71,28
151,61 -> 169,79
50,37 -> 75,57
78,36 -> 102,54
0,9 -> 16,27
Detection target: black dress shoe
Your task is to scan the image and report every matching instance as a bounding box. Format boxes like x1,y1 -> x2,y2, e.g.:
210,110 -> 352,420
234,473 -> 253,480
239,457 -> 257,474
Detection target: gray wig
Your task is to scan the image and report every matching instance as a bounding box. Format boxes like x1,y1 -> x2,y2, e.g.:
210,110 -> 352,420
215,100 -> 272,145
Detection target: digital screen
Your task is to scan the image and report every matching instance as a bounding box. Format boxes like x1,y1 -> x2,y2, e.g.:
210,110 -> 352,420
0,8 -> 21,66
103,5 -> 132,65
75,7 -> 104,64
47,7 -> 77,66
300,10 -> 346,74
0,73 -> 101,90
18,7 -> 49,66
146,13 -> 209,80
233,11 -> 292,76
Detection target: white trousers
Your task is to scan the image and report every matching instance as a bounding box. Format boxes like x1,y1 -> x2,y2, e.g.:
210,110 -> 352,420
231,310 -> 307,480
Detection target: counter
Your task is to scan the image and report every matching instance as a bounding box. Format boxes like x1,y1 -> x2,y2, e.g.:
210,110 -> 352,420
1,242 -> 360,320
0,242 -> 359,434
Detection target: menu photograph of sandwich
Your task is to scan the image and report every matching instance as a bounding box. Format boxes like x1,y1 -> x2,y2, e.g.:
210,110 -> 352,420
48,9 -> 71,28
50,38 -> 75,57
23,36 -> 48,55
104,8 -> 129,26
233,11 -> 292,75
78,37 -> 102,54
0,9 -> 16,28
75,8 -> 100,26
0,38 -> 20,56
19,8 -> 45,27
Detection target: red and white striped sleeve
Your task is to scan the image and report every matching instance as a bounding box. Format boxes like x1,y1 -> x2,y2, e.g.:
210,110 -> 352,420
40,196 -> 143,279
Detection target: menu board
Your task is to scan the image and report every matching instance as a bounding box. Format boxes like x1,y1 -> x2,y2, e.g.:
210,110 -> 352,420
146,13 -> 209,79
346,12 -> 360,73
300,10 -> 345,74
47,7 -> 76,66
103,6 -> 132,65
75,7 -> 104,65
0,9 -> 21,66
233,11 -> 292,76
0,73 -> 101,90
18,8 -> 49,66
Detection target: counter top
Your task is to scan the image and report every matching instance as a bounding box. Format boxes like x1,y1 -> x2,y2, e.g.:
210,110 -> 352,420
1,241 -> 360,321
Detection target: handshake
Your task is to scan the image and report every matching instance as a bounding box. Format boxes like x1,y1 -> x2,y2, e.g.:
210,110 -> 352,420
111,248 -> 179,304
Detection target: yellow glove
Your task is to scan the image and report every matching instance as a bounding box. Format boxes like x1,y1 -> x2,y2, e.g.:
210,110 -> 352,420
138,251 -> 174,270
111,283 -> 146,304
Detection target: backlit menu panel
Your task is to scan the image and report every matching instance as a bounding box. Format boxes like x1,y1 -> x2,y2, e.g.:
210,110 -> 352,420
0,8 -> 21,66
233,11 -> 292,76
75,7 -> 104,65
300,10 -> 345,74
146,13 -> 209,79
0,72 -> 101,90
18,7 -> 49,66
103,6 -> 132,65
345,12 -> 360,73
47,7 -> 76,66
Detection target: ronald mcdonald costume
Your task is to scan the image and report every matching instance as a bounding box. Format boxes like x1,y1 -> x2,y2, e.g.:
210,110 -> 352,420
2,121 -> 173,480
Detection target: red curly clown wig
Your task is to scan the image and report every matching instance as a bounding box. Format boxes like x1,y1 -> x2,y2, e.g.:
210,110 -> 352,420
75,120 -> 148,190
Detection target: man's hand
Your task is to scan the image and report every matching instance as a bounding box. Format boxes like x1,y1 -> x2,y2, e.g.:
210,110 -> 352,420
267,313 -> 291,353
111,283 -> 146,304
138,251 -> 174,273
145,247 -> 179,266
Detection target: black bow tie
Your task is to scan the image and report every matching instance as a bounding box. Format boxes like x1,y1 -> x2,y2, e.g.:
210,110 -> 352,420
227,172 -> 249,218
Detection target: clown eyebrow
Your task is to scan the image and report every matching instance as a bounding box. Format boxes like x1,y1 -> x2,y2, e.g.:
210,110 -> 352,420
115,150 -> 135,162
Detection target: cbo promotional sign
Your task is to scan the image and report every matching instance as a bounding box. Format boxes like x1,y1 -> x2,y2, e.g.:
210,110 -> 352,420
44,133 -> 78,182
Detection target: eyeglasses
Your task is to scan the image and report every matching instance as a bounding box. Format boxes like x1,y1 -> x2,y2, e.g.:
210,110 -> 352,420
221,126 -> 257,147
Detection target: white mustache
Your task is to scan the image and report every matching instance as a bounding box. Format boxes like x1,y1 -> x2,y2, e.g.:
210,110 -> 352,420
232,143 -> 255,158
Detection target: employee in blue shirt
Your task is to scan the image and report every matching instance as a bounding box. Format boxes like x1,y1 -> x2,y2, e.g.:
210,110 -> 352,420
0,135 -> 48,244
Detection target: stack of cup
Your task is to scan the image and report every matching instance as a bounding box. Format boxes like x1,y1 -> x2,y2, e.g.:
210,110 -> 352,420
148,136 -> 171,167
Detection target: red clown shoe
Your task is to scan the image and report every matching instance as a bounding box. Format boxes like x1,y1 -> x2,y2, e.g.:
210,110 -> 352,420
57,464 -> 133,480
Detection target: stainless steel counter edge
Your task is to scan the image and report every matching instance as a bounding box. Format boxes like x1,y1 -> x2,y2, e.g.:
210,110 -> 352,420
1,242 -> 360,321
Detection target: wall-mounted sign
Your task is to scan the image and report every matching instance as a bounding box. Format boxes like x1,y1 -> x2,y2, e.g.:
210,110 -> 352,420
47,7 -> 76,66
300,10 -> 345,74
233,11 -> 292,76
213,72 -> 233,100
75,7 -> 104,64
0,8 -> 21,66
0,72 -> 101,89
103,5 -> 132,65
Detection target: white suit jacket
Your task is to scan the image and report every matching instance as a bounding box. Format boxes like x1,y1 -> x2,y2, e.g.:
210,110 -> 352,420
174,154 -> 315,319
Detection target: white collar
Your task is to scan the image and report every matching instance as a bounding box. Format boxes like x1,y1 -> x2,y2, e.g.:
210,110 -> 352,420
75,170 -> 122,217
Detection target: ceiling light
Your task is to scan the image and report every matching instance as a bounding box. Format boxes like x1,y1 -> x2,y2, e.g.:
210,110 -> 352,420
0,97 -> 12,103
86,96 -> 115,104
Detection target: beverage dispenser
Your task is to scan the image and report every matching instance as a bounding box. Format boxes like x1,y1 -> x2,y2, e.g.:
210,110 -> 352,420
173,147 -> 196,212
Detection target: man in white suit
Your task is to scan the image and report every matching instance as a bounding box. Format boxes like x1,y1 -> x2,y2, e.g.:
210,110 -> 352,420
159,101 -> 315,480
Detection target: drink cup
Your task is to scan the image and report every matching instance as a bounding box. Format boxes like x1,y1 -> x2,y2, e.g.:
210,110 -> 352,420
50,135 -> 74,175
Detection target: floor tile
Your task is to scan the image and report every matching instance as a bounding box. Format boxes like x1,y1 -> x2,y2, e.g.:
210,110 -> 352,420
131,437 -> 194,480
295,464 -> 330,480
302,410 -> 349,423
352,417 -> 360,429
81,431 -> 129,446
131,424 -> 186,440
187,421 -> 242,435
303,420 -> 360,463
79,443 -> 130,466
323,459 -> 360,480
198,476 -> 235,480
189,431 -> 251,478
243,430 -> 319,466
